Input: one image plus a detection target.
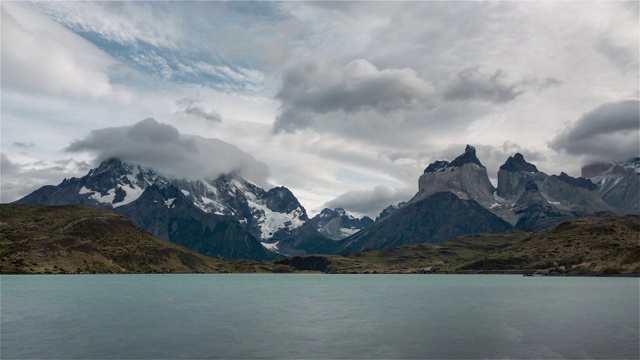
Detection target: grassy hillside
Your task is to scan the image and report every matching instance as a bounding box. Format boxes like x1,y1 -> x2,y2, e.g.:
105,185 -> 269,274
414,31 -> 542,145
0,204 -> 273,274
275,214 -> 640,275
3,205 -> 637,276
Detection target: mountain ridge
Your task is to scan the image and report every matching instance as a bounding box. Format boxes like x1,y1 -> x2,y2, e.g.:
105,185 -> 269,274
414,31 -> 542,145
14,147 -> 638,260
15,158 -> 323,259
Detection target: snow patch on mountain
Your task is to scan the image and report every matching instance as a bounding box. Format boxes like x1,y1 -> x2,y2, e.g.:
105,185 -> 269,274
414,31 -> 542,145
249,200 -> 305,239
340,227 -> 360,237
115,184 -> 146,207
261,241 -> 280,253
164,198 -> 176,208
89,188 -> 116,205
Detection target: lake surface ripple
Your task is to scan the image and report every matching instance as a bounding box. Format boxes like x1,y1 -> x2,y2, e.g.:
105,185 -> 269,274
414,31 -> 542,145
1,274 -> 638,359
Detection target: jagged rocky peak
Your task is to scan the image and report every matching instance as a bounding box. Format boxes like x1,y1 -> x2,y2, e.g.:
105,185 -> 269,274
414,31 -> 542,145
416,144 -> 495,206
555,172 -> 597,191
90,157 -> 130,176
376,202 -> 406,221
500,153 -> 538,173
334,208 -> 347,216
264,186 -> 308,219
581,158 -> 640,215
85,158 -> 135,187
422,145 -> 483,175
581,162 -> 613,178
496,153 -> 546,200
308,207 -> 374,240
581,157 -> 640,178
424,160 -> 450,174
447,145 -> 484,169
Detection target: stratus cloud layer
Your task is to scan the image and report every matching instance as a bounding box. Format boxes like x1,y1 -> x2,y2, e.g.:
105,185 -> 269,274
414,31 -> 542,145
66,118 -> 271,188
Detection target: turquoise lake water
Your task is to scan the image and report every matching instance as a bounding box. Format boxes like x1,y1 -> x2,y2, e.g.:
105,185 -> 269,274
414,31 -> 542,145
1,274 -> 638,359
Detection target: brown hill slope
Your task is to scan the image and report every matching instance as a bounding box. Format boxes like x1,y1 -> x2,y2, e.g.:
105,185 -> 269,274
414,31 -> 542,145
0,204 -> 272,274
276,214 -> 640,275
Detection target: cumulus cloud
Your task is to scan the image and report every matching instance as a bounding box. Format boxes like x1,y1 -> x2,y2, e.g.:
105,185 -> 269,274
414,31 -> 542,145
176,98 -> 222,122
65,118 -> 271,187
550,100 -> 640,162
323,186 -> 416,218
273,59 -> 436,133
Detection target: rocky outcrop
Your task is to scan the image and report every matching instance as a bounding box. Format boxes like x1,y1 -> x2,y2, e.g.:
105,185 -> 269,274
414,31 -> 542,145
583,159 -> 640,215
308,208 -> 374,240
375,202 -> 406,221
497,153 -> 543,199
334,192 -> 513,254
116,185 -> 279,261
494,153 -> 616,229
415,145 -> 496,208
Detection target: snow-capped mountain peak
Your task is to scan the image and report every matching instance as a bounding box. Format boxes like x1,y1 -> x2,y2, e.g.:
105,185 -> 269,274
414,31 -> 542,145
309,208 -> 373,240
20,158 -> 311,247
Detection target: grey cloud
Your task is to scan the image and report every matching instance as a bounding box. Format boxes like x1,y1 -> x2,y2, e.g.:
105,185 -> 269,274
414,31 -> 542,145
595,34 -> 639,73
323,186 -> 416,218
443,68 -> 524,104
184,104 -> 222,122
520,77 -> 563,91
273,59 -> 436,133
13,142 -> 35,148
1,153 -> 88,203
177,98 -> 222,122
550,100 -> 640,162
65,118 -> 270,187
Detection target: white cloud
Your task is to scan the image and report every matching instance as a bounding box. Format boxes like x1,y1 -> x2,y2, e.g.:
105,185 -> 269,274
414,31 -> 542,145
65,118 -> 271,189
0,153 -> 89,203
1,1 -> 637,216
323,186 -> 416,218
1,2 -> 131,101
32,1 -> 183,49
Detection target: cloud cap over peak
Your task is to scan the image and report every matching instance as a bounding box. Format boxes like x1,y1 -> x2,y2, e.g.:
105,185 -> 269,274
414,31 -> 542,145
65,118 -> 270,187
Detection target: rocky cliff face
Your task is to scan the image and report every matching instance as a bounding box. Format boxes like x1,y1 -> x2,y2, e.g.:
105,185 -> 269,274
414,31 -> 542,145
582,158 -> 640,215
339,147 -> 628,250
308,208 -> 374,240
496,153 -> 543,199
334,192 -> 513,253
116,185 -> 278,260
375,202 -> 406,221
415,145 -> 496,208
494,153 -> 615,229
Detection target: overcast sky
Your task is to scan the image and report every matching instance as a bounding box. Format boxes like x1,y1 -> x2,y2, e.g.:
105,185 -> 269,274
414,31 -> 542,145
1,1 -> 638,217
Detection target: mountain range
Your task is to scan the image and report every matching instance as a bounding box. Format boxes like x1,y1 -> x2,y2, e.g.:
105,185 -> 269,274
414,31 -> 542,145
15,146 -> 639,260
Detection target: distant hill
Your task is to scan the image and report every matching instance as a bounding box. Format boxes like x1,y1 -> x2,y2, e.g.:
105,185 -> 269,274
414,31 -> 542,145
0,204 -> 273,274
276,214 -> 640,275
